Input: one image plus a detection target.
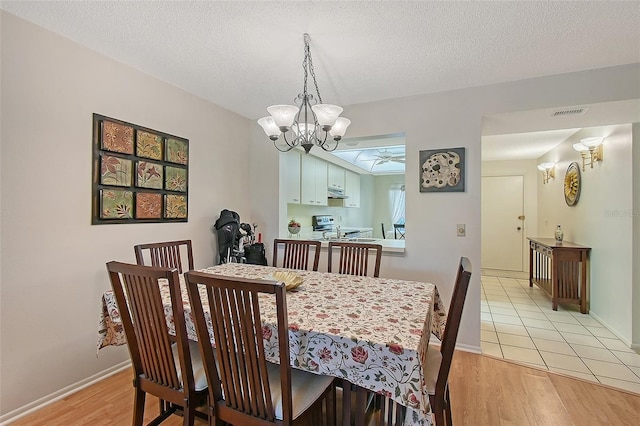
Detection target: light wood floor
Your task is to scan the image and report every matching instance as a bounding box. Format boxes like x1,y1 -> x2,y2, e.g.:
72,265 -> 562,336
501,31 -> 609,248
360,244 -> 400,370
12,351 -> 640,425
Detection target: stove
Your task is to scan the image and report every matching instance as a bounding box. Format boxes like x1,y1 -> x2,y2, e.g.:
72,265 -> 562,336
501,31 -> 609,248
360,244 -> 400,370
312,215 -> 362,237
312,215 -> 334,231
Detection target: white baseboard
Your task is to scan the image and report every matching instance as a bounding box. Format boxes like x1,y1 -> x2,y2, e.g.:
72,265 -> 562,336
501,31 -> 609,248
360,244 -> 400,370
588,311 -> 633,348
0,360 -> 131,425
429,335 -> 482,354
455,343 -> 482,354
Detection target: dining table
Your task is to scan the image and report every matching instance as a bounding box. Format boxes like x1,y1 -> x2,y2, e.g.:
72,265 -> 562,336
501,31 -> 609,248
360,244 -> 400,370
97,263 -> 446,426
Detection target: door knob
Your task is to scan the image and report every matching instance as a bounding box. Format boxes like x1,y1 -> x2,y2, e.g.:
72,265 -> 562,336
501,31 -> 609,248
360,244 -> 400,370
517,227 -> 522,231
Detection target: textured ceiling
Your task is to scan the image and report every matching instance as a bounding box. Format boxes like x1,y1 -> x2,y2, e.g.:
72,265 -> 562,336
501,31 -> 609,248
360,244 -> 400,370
2,1 -> 639,163
2,0 -> 639,122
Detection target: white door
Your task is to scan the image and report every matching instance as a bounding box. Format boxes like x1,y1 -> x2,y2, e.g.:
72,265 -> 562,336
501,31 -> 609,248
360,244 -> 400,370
481,176 -> 524,271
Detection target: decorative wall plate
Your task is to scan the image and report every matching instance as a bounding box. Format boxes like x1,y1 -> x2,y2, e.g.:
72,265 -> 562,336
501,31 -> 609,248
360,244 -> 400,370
564,162 -> 581,206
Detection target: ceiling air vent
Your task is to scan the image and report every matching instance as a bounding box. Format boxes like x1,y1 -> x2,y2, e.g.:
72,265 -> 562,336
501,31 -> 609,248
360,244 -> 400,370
551,107 -> 589,117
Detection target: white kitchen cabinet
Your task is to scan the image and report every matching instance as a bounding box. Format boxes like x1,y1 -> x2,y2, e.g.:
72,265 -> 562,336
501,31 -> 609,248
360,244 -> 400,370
285,151 -> 301,204
344,170 -> 361,208
301,155 -> 328,206
328,163 -> 345,190
314,158 -> 328,206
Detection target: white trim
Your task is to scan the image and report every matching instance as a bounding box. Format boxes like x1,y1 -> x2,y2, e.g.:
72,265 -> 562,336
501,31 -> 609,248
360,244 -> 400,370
429,335 -> 482,355
0,360 -> 131,425
454,343 -> 482,354
588,311 -> 633,348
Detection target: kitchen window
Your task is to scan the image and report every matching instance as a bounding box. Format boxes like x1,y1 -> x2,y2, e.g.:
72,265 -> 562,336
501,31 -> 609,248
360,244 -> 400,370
389,184 -> 405,226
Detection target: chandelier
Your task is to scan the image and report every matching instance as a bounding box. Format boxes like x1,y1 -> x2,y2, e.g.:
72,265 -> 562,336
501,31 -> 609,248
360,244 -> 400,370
257,33 -> 351,154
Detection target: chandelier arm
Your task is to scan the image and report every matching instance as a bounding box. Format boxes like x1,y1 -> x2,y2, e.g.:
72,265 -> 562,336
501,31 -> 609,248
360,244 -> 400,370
273,139 -> 293,153
320,139 -> 339,152
317,131 -> 339,152
283,131 -> 300,148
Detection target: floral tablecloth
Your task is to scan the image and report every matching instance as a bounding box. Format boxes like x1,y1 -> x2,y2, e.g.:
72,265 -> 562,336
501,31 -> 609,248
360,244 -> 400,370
98,263 -> 446,425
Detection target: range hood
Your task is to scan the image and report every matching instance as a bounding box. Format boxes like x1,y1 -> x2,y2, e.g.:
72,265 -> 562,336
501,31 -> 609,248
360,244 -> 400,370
328,187 -> 349,199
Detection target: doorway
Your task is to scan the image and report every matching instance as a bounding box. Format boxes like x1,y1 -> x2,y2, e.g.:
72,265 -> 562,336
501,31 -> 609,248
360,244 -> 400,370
481,175 -> 525,271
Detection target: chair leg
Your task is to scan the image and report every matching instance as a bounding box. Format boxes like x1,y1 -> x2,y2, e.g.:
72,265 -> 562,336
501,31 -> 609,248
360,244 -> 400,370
433,409 -> 445,426
133,389 -> 146,426
429,393 -> 447,426
326,383 -> 336,426
183,401 -> 195,426
444,386 -> 453,426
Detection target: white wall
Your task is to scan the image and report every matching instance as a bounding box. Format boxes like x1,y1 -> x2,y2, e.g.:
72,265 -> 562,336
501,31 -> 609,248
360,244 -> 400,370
633,123 -> 640,349
482,159 -> 539,272
249,62 -> 640,355
0,12 -> 251,417
537,125 -> 634,343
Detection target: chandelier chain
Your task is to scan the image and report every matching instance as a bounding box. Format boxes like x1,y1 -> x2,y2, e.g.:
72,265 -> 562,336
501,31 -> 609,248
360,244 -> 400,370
303,36 -> 323,103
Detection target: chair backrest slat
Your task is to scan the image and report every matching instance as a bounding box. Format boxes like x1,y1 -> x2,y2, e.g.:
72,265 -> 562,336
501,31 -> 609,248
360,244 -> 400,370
186,272 -> 290,423
273,239 -> 321,271
437,257 -> 472,392
134,240 -> 194,274
328,242 -> 382,277
107,261 -> 195,394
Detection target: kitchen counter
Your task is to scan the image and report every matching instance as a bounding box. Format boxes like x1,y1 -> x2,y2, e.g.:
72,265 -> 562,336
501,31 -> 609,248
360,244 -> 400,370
286,230 -> 404,253
316,238 -> 405,253
299,228 -> 373,240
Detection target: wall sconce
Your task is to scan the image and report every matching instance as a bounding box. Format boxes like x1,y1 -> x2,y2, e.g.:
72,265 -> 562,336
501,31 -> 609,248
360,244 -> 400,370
537,162 -> 555,184
573,137 -> 604,171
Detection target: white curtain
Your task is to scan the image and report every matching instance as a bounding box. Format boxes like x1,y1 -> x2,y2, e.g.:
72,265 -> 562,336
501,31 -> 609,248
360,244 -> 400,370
388,184 -> 405,225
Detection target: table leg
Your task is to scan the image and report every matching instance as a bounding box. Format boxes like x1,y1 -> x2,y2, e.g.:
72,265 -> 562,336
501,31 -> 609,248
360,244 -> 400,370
552,258 -> 558,311
529,245 -> 534,287
580,251 -> 588,314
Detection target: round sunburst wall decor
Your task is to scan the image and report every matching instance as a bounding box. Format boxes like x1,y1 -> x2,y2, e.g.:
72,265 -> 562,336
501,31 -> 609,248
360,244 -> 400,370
564,162 -> 581,206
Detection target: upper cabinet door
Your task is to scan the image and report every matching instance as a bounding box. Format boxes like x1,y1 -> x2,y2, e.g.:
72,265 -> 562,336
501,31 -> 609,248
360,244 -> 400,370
314,158 -> 328,206
328,163 -> 345,190
301,155 -> 328,206
285,151 -> 301,204
345,170 -> 361,208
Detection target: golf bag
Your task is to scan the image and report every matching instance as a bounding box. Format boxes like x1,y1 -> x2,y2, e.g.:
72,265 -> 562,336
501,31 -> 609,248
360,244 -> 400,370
214,209 -> 241,263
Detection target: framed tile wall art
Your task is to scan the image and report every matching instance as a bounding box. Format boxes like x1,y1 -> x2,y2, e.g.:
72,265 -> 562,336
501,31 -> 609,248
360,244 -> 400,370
419,147 -> 465,192
92,114 -> 189,224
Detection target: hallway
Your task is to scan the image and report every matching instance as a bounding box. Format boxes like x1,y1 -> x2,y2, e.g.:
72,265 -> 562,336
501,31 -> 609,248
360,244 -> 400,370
480,269 -> 640,394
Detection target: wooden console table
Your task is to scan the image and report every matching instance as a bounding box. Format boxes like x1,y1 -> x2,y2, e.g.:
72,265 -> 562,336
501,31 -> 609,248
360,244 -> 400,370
528,238 -> 591,314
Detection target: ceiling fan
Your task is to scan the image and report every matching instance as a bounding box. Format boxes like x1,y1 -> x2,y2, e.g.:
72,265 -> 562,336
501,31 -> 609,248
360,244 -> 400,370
369,149 -> 406,165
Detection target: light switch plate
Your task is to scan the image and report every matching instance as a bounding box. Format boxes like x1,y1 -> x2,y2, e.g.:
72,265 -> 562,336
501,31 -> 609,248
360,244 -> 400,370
457,224 -> 466,237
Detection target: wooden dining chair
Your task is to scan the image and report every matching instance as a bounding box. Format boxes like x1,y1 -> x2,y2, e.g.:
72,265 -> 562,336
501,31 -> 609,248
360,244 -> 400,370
328,242 -> 382,277
272,238 -> 322,271
185,271 -> 336,426
424,256 -> 472,426
106,261 -> 207,426
370,257 -> 471,426
134,239 -> 194,274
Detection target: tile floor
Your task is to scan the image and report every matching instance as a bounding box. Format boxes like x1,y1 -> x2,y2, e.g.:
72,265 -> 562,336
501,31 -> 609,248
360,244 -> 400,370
480,270 -> 640,394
